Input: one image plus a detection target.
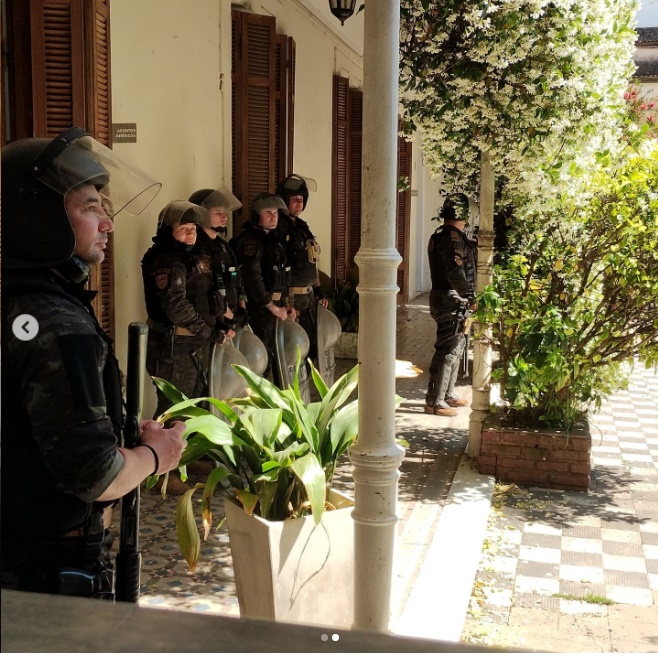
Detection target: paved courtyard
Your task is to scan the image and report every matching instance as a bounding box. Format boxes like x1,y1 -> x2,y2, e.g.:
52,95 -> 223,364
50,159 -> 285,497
119,294 -> 658,652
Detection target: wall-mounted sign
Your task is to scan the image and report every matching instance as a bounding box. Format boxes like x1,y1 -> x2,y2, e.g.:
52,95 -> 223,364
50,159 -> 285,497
112,123 -> 137,143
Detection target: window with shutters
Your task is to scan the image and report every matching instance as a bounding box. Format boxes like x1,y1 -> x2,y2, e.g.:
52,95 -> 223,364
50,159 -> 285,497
231,10 -> 295,233
4,0 -> 115,337
331,75 -> 412,300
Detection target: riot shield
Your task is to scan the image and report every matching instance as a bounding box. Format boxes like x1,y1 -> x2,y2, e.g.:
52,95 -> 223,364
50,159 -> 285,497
232,325 -> 268,377
316,304 -> 342,387
208,338 -> 250,401
274,319 -> 311,403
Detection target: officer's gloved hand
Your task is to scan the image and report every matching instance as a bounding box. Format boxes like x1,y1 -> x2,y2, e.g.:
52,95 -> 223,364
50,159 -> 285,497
212,329 -> 227,346
313,286 -> 329,308
234,306 -> 250,328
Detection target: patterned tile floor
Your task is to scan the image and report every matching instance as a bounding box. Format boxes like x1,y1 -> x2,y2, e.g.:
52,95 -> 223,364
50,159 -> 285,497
461,362 -> 658,652
124,293 -> 471,620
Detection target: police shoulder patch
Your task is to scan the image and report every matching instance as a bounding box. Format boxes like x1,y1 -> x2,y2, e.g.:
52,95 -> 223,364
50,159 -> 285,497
244,242 -> 258,257
197,256 -> 212,274
154,269 -> 170,290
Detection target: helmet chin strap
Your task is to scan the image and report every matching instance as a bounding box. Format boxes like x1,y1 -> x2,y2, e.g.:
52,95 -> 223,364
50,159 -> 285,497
211,226 -> 228,236
54,255 -> 91,285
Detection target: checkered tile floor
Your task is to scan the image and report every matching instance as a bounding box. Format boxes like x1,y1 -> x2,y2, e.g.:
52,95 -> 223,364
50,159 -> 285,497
467,362 -> 658,624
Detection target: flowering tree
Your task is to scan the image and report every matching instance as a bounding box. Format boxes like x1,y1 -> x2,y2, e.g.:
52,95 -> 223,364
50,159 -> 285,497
399,0 -> 639,201
625,84 -> 658,140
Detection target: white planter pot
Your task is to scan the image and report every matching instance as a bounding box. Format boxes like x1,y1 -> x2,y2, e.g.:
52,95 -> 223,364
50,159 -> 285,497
225,490 -> 354,628
334,332 -> 358,359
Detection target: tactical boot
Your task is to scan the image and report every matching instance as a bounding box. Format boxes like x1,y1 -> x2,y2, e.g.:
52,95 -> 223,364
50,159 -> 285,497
425,405 -> 457,417
445,396 -> 468,408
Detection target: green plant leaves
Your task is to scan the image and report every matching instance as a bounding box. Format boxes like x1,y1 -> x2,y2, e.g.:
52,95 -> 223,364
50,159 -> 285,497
290,453 -> 326,525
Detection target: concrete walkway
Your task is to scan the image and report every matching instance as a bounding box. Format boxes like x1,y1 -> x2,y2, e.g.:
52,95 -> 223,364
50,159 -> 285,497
130,293 -> 658,652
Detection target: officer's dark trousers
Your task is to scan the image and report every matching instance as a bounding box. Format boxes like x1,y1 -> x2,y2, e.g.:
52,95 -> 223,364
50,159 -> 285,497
294,291 -> 318,361
146,333 -> 210,418
250,307 -> 284,388
426,310 -> 465,408
2,531 -> 114,597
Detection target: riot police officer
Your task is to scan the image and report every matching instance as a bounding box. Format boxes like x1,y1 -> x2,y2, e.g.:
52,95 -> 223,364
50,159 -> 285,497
276,175 -> 329,362
142,200 -> 232,423
188,186 -> 249,329
231,192 -> 291,386
1,128 -> 186,597
425,193 -> 477,416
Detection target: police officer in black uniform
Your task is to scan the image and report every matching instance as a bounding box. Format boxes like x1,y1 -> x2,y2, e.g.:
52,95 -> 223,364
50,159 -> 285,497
188,186 -> 249,330
1,128 -> 186,597
231,192 -> 291,386
142,200 -> 233,422
425,193 -> 477,417
276,175 -> 328,363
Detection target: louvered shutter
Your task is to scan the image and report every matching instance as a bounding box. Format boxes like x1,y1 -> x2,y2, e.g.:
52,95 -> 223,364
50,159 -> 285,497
30,0 -> 85,137
332,75 -> 349,282
347,88 -> 363,273
275,35 -> 295,183
85,0 -> 114,337
396,121 -> 412,301
231,10 -> 276,233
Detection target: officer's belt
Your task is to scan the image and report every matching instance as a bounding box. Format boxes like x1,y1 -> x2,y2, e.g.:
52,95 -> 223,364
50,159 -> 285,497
61,507 -> 113,538
290,286 -> 313,295
147,319 -> 195,337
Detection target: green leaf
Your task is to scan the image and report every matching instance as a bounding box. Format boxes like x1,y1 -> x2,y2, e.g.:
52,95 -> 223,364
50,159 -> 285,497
328,400 -> 359,460
175,484 -> 204,572
152,376 -> 188,406
290,452 -> 326,525
182,414 -> 244,446
201,466 -> 232,540
309,359 -> 329,399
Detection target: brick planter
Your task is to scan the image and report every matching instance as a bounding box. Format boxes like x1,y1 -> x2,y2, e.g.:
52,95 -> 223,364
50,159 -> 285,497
478,419 -> 591,491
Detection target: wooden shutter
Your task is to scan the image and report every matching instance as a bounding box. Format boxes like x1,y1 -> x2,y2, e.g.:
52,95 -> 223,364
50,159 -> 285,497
12,0 -> 115,337
275,34 -> 295,183
332,75 -> 349,282
29,0 -> 85,137
396,121 -> 412,301
347,87 -> 363,273
231,10 -> 276,233
84,0 -> 114,337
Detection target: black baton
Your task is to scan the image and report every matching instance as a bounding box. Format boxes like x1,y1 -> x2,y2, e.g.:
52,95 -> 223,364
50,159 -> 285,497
115,321 -> 149,603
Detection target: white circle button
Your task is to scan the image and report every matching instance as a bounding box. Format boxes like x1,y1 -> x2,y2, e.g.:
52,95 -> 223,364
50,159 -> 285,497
12,314 -> 39,341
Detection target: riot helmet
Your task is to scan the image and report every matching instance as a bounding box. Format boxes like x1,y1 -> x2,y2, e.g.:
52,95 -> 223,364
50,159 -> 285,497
276,174 -> 317,212
158,200 -> 210,229
2,127 -> 161,270
189,186 -> 242,234
188,186 -> 242,213
249,192 -> 289,225
438,193 -> 470,223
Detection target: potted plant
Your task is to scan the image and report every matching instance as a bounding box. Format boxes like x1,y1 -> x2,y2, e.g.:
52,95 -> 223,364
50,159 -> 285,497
152,357 -> 360,626
475,142 -> 658,490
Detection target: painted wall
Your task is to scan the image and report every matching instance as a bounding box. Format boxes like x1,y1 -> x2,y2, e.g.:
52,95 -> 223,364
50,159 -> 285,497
109,0 -> 367,414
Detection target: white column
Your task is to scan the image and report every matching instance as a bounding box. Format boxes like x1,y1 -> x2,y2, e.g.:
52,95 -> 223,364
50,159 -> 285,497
468,150 -> 495,457
349,0 -> 405,633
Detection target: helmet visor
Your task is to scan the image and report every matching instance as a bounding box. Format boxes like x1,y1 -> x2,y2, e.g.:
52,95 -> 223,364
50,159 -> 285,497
251,194 -> 289,215
282,175 -> 317,194
158,200 -> 210,228
38,134 -> 161,217
202,187 -> 242,212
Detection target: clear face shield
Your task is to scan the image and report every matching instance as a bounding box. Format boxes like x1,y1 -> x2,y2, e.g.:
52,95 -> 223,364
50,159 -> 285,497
251,194 -> 289,216
36,129 -> 162,219
283,175 -> 318,194
158,200 -> 210,229
202,187 -> 242,213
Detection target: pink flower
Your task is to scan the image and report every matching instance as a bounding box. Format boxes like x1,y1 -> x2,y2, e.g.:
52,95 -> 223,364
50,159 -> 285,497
641,104 -> 647,110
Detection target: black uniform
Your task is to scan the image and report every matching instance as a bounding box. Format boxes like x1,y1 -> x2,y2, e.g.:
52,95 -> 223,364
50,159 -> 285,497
2,271 -> 122,596
278,213 -> 323,360
142,228 -> 228,417
194,228 -> 247,326
426,223 -> 477,408
231,223 -> 290,385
